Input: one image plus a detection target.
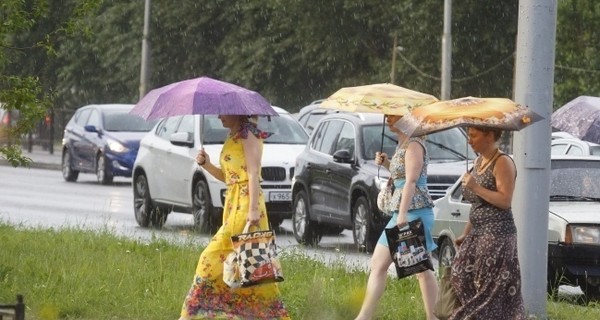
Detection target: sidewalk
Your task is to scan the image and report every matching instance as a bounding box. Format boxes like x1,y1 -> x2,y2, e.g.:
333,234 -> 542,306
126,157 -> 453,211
0,144 -> 62,170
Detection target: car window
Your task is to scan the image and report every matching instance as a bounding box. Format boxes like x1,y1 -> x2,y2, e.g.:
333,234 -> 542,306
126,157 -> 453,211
550,160 -> 600,198
314,120 -> 343,155
176,115 -> 195,135
590,146 -> 600,156
551,143 -> 567,155
201,115 -> 228,144
156,116 -> 182,139
450,183 -> 465,202
362,125 -> 397,160
103,110 -> 157,132
425,128 -> 475,161
332,122 -> 355,156
566,145 -> 583,156
87,110 -> 101,128
259,114 -> 308,144
75,109 -> 91,126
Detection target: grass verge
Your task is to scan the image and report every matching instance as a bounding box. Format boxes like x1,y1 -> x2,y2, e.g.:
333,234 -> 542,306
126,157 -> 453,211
0,222 -> 599,319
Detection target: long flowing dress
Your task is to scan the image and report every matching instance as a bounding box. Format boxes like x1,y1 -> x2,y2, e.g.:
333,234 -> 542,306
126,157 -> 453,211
449,153 -> 526,320
180,124 -> 290,319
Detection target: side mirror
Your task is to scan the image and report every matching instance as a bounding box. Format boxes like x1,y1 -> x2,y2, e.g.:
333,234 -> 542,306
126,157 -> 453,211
84,125 -> 99,133
332,149 -> 353,164
170,132 -> 194,148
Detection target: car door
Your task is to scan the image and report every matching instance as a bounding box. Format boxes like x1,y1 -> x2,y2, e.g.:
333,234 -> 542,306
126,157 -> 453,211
68,108 -> 91,170
149,116 -> 183,201
162,115 -> 198,205
306,120 -> 343,219
324,121 -> 355,222
434,178 -> 471,237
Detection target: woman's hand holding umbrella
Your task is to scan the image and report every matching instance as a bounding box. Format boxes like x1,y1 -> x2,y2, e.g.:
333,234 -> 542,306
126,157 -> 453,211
195,148 -> 209,166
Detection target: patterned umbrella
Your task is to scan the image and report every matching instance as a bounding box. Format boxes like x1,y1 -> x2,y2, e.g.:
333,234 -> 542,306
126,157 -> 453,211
130,76 -> 277,120
394,96 -> 544,137
320,83 -> 439,116
551,96 -> 600,144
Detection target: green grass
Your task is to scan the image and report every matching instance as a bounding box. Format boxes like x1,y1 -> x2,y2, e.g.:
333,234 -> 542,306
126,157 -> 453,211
1,222 -> 599,319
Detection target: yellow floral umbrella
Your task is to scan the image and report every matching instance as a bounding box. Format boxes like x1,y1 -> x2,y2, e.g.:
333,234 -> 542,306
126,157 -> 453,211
320,83 -> 439,115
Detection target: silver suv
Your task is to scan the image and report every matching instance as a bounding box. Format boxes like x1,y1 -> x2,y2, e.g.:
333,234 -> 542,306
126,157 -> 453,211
132,106 -> 309,232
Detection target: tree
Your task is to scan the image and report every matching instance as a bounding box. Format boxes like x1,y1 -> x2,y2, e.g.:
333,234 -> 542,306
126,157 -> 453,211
0,0 -> 101,166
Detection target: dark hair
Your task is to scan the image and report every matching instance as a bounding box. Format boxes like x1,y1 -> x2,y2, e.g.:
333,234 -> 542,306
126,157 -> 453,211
474,127 -> 503,142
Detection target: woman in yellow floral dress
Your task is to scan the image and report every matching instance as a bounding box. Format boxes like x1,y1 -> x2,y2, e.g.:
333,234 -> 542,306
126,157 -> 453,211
179,115 -> 290,319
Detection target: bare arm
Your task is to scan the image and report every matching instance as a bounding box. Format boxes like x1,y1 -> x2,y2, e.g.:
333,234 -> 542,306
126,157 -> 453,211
196,148 -> 225,182
463,155 -> 515,210
396,141 -> 424,225
242,133 -> 262,225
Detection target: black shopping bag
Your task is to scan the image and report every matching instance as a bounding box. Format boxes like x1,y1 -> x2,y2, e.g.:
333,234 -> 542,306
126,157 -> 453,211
385,218 -> 434,279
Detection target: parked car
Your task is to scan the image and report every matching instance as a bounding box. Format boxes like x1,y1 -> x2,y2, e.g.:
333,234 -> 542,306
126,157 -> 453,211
132,106 -> 309,232
61,104 -> 157,184
291,112 -> 474,252
295,101 -> 345,135
551,138 -> 600,156
432,155 -> 600,299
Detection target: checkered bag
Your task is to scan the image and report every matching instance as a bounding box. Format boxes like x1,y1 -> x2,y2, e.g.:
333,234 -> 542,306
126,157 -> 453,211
229,223 -> 284,288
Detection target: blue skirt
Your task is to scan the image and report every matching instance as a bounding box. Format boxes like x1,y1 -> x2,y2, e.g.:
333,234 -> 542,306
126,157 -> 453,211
377,207 -> 437,252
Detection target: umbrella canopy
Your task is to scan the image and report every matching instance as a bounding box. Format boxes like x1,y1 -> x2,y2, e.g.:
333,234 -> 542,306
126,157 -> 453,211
130,76 -> 277,120
551,96 -> 600,144
393,96 -> 544,137
320,83 -> 439,116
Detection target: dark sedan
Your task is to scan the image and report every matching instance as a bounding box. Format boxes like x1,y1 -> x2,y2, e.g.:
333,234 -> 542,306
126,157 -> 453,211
61,104 -> 156,184
291,113 -> 474,253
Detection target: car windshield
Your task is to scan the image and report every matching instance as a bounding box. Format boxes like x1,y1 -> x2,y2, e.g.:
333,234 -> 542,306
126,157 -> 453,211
103,110 -> 157,132
550,159 -> 600,200
202,114 -> 309,144
361,125 -> 476,161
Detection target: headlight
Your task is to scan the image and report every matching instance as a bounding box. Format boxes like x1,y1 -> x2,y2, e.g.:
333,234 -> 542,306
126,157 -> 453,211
565,224 -> 600,245
106,138 -> 129,153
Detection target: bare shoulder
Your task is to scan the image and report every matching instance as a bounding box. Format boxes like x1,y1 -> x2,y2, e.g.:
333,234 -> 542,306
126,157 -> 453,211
494,153 -> 516,176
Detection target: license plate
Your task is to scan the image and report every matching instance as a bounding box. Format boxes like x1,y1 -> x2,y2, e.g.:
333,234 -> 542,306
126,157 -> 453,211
269,191 -> 291,202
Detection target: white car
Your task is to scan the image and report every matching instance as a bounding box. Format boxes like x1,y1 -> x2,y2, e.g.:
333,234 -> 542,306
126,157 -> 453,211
432,155 -> 600,299
551,138 -> 600,156
132,106 -> 309,232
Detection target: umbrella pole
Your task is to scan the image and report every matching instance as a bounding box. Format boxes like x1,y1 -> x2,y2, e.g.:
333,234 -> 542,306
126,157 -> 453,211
378,116 -> 385,178
200,114 -> 205,149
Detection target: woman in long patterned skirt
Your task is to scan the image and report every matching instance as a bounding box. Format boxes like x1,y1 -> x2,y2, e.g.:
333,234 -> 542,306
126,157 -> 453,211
179,115 -> 289,319
450,127 -> 527,320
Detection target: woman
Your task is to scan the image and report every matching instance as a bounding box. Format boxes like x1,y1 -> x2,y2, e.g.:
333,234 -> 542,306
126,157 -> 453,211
179,115 -> 289,320
355,114 -> 439,320
450,127 -> 526,320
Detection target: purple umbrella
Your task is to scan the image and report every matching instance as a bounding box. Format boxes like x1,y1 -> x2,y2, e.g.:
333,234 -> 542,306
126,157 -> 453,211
551,96 -> 600,144
130,76 -> 277,120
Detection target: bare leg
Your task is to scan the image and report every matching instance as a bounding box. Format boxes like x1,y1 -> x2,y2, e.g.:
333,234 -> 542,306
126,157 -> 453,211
415,269 -> 439,320
354,243 -> 393,320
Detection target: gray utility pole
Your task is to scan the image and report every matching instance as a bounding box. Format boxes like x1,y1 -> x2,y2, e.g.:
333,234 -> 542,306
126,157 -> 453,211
513,0 -> 556,317
440,0 -> 452,100
139,0 -> 151,100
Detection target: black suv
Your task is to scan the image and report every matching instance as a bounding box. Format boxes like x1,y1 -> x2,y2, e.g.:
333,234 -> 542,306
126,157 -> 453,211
291,113 -> 474,252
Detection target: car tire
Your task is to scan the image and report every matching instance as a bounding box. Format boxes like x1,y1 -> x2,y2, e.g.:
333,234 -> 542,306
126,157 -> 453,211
192,179 -> 217,234
62,149 -> 79,182
292,190 -> 322,245
96,154 -> 113,185
438,237 -> 456,270
133,173 -> 166,228
352,196 -> 375,253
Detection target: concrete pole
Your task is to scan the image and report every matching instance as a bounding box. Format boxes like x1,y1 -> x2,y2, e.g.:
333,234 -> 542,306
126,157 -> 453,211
139,0 -> 151,100
441,0 -> 452,100
390,35 -> 397,84
512,0 -> 556,317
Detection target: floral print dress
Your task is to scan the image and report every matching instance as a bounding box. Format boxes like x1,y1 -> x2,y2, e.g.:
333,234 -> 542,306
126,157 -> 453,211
449,154 -> 526,320
180,123 -> 290,320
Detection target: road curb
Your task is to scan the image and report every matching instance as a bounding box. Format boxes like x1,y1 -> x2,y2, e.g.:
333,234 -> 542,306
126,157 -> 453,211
0,159 -> 61,171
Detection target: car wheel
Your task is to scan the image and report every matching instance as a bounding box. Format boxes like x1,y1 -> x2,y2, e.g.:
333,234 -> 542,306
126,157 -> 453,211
352,196 -> 375,253
292,190 -> 322,245
62,149 -> 79,182
438,237 -> 456,270
96,154 -> 113,185
581,281 -> 600,300
192,179 -> 217,233
133,173 -> 166,228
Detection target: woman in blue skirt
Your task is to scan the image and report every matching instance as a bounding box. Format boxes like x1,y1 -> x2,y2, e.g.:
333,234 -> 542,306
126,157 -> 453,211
355,114 -> 439,320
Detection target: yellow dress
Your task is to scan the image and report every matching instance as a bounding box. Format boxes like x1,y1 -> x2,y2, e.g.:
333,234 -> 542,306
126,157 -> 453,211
180,124 -> 290,319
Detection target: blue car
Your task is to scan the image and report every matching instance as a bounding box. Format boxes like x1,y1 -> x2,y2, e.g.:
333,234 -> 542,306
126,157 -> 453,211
61,104 -> 157,184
